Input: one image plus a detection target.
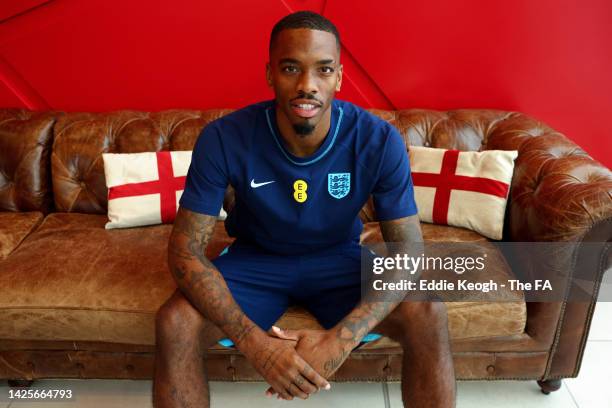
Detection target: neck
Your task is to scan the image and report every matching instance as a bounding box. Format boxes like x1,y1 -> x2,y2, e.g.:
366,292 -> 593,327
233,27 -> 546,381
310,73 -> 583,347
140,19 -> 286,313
275,104 -> 332,158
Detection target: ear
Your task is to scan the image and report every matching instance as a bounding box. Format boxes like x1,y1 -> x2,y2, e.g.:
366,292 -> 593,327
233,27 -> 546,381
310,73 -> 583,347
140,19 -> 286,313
266,62 -> 272,88
336,64 -> 343,92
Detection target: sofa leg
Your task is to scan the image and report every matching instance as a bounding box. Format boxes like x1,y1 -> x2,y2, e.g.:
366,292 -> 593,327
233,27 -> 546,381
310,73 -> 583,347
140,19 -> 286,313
537,379 -> 562,394
7,379 -> 34,388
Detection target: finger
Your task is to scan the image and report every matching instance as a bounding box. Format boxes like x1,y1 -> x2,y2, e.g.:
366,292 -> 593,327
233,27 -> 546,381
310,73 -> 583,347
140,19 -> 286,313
287,382 -> 309,399
293,373 -> 318,395
270,382 -> 292,400
277,392 -> 292,401
271,326 -> 300,341
299,360 -> 331,390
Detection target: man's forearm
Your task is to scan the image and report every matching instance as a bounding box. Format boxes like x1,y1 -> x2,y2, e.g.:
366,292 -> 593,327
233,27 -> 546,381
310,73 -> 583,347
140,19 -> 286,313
330,254 -> 411,350
331,216 -> 424,350
168,208 -> 264,348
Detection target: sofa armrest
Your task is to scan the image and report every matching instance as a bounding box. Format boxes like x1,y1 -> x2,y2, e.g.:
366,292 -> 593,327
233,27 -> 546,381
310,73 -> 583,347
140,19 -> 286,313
485,112 -> 612,242
486,113 -> 612,379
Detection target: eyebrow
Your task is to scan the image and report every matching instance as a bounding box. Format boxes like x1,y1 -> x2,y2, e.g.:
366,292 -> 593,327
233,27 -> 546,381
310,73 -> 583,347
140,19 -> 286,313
278,58 -> 336,65
279,58 -> 300,65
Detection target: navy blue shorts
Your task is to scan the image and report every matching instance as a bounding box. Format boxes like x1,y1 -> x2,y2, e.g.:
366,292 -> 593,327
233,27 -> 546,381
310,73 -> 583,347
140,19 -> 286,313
212,240 -> 382,347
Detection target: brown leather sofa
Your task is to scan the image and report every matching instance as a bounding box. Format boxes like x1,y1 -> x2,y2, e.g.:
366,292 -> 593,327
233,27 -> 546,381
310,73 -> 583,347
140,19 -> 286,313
1,107 -> 610,394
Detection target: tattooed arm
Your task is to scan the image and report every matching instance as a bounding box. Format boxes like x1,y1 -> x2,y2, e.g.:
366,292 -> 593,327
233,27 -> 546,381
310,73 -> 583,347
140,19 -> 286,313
168,207 -> 260,346
168,207 -> 329,399
330,214 -> 424,352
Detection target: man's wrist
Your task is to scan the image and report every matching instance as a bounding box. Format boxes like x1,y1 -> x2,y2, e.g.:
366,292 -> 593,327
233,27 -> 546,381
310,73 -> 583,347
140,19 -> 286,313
234,326 -> 266,353
326,327 -> 361,351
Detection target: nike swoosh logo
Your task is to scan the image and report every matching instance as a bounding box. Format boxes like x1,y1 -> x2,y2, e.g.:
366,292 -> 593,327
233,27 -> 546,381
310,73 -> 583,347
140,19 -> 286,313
250,179 -> 275,188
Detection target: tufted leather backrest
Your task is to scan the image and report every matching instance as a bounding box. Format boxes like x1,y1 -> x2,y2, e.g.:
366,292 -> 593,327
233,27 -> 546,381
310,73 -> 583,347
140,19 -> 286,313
50,108 -> 517,214
0,109 -> 57,212
10,105 -> 608,243
370,109 -> 611,241
51,109 -> 232,213
358,109 -> 518,222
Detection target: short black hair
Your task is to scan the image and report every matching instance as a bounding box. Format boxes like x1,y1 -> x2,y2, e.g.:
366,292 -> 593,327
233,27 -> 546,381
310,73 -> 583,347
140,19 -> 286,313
269,11 -> 341,53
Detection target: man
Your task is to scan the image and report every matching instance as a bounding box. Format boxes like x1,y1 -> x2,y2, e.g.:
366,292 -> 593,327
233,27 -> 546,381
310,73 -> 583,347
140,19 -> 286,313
153,11 -> 455,408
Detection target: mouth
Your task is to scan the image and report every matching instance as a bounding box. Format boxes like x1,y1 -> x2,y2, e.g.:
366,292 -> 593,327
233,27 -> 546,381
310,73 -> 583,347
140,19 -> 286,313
290,99 -> 322,119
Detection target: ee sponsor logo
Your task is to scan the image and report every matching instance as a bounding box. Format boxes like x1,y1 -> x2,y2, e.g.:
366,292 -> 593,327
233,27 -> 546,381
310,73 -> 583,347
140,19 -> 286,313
293,179 -> 307,203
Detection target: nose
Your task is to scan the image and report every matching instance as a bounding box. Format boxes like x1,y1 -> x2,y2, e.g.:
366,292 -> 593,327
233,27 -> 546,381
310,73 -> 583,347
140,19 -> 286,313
296,71 -> 318,95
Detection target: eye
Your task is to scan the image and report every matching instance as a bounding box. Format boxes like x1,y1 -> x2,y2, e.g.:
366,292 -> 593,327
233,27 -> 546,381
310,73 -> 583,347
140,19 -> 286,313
320,66 -> 335,74
282,65 -> 299,73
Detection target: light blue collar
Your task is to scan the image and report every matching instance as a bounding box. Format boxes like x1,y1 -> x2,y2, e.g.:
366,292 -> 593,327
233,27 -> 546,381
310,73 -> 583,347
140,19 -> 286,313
265,105 -> 344,166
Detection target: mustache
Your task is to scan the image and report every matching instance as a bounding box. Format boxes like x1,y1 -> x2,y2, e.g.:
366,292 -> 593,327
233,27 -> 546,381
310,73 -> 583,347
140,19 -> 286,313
291,94 -> 323,105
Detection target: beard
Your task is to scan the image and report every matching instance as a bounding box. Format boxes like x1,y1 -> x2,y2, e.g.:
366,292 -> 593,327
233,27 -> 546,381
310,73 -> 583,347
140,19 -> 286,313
292,122 -> 316,137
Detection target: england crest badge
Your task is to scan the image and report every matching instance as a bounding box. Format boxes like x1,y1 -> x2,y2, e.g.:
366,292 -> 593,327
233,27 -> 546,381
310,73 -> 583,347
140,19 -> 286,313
328,173 -> 351,199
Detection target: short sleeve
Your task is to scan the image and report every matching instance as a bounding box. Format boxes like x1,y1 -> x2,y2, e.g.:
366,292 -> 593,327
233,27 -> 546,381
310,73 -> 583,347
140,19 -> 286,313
372,126 -> 419,220
179,124 -> 229,216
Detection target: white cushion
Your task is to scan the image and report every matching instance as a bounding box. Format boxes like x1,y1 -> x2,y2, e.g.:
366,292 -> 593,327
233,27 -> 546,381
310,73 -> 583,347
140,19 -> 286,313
409,147 -> 518,240
102,151 -> 226,229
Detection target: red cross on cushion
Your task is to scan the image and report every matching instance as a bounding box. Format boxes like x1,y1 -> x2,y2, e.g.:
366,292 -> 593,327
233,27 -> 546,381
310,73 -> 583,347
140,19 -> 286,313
103,151 -> 193,229
108,152 -> 186,224
408,147 -> 518,240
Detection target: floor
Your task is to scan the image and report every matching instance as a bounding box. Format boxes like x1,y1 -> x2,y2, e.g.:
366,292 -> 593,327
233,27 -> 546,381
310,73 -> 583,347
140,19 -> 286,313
1,302 -> 610,408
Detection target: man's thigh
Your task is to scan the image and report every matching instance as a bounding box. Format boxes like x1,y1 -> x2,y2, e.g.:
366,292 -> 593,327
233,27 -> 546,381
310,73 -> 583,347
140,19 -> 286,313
212,241 -> 293,332
295,242 -> 367,330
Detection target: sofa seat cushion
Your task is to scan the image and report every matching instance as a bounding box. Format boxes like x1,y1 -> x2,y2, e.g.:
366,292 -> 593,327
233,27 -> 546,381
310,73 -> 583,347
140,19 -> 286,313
268,222 -> 526,350
0,211 -> 44,260
356,222 -> 526,348
261,299 -> 526,351
0,213 -> 233,345
0,214 -> 525,348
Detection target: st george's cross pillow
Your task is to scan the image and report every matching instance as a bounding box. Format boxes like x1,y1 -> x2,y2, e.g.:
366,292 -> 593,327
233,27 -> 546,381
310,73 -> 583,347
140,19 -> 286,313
408,146 -> 518,240
102,151 -> 226,229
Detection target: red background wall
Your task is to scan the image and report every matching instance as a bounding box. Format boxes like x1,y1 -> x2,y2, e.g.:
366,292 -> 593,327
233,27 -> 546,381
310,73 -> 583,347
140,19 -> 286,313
1,0 -> 610,167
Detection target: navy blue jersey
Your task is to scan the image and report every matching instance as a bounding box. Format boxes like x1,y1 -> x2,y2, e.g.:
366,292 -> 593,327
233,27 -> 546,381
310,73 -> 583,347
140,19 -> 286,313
180,99 -> 418,255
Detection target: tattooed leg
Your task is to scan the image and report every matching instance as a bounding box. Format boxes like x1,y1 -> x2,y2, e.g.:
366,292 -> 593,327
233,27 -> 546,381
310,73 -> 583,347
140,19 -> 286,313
153,289 -> 225,408
374,302 -> 456,408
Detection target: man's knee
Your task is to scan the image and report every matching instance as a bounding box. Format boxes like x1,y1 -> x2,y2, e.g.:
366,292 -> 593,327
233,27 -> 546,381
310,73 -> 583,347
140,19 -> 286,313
155,289 -> 209,339
388,301 -> 449,344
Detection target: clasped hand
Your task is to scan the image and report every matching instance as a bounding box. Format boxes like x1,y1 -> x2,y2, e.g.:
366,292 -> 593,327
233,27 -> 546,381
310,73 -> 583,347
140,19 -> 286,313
253,326 -> 350,400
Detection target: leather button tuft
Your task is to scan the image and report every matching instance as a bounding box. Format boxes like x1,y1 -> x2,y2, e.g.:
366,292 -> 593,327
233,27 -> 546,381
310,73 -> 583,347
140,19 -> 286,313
126,364 -> 134,372
486,364 -> 495,375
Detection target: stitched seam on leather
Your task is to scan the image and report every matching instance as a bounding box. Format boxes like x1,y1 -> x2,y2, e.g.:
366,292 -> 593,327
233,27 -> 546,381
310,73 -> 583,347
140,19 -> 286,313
542,300 -> 568,377
544,219 -> 610,379
110,114 -> 147,138
0,350 -> 554,382
204,377 -> 551,381
0,307 -> 156,314
543,242 -> 580,378
162,113 -> 200,142
446,301 -> 524,310
0,354 -> 31,377
50,150 -> 75,210
3,214 -> 44,258
572,240 -> 611,377
427,114 -> 448,143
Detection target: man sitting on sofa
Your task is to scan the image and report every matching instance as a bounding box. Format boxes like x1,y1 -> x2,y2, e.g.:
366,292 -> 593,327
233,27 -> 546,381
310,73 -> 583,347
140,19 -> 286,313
153,11 -> 456,408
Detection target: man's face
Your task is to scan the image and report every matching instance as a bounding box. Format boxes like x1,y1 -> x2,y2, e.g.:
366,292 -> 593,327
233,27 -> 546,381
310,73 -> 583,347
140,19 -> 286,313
267,28 -> 343,137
